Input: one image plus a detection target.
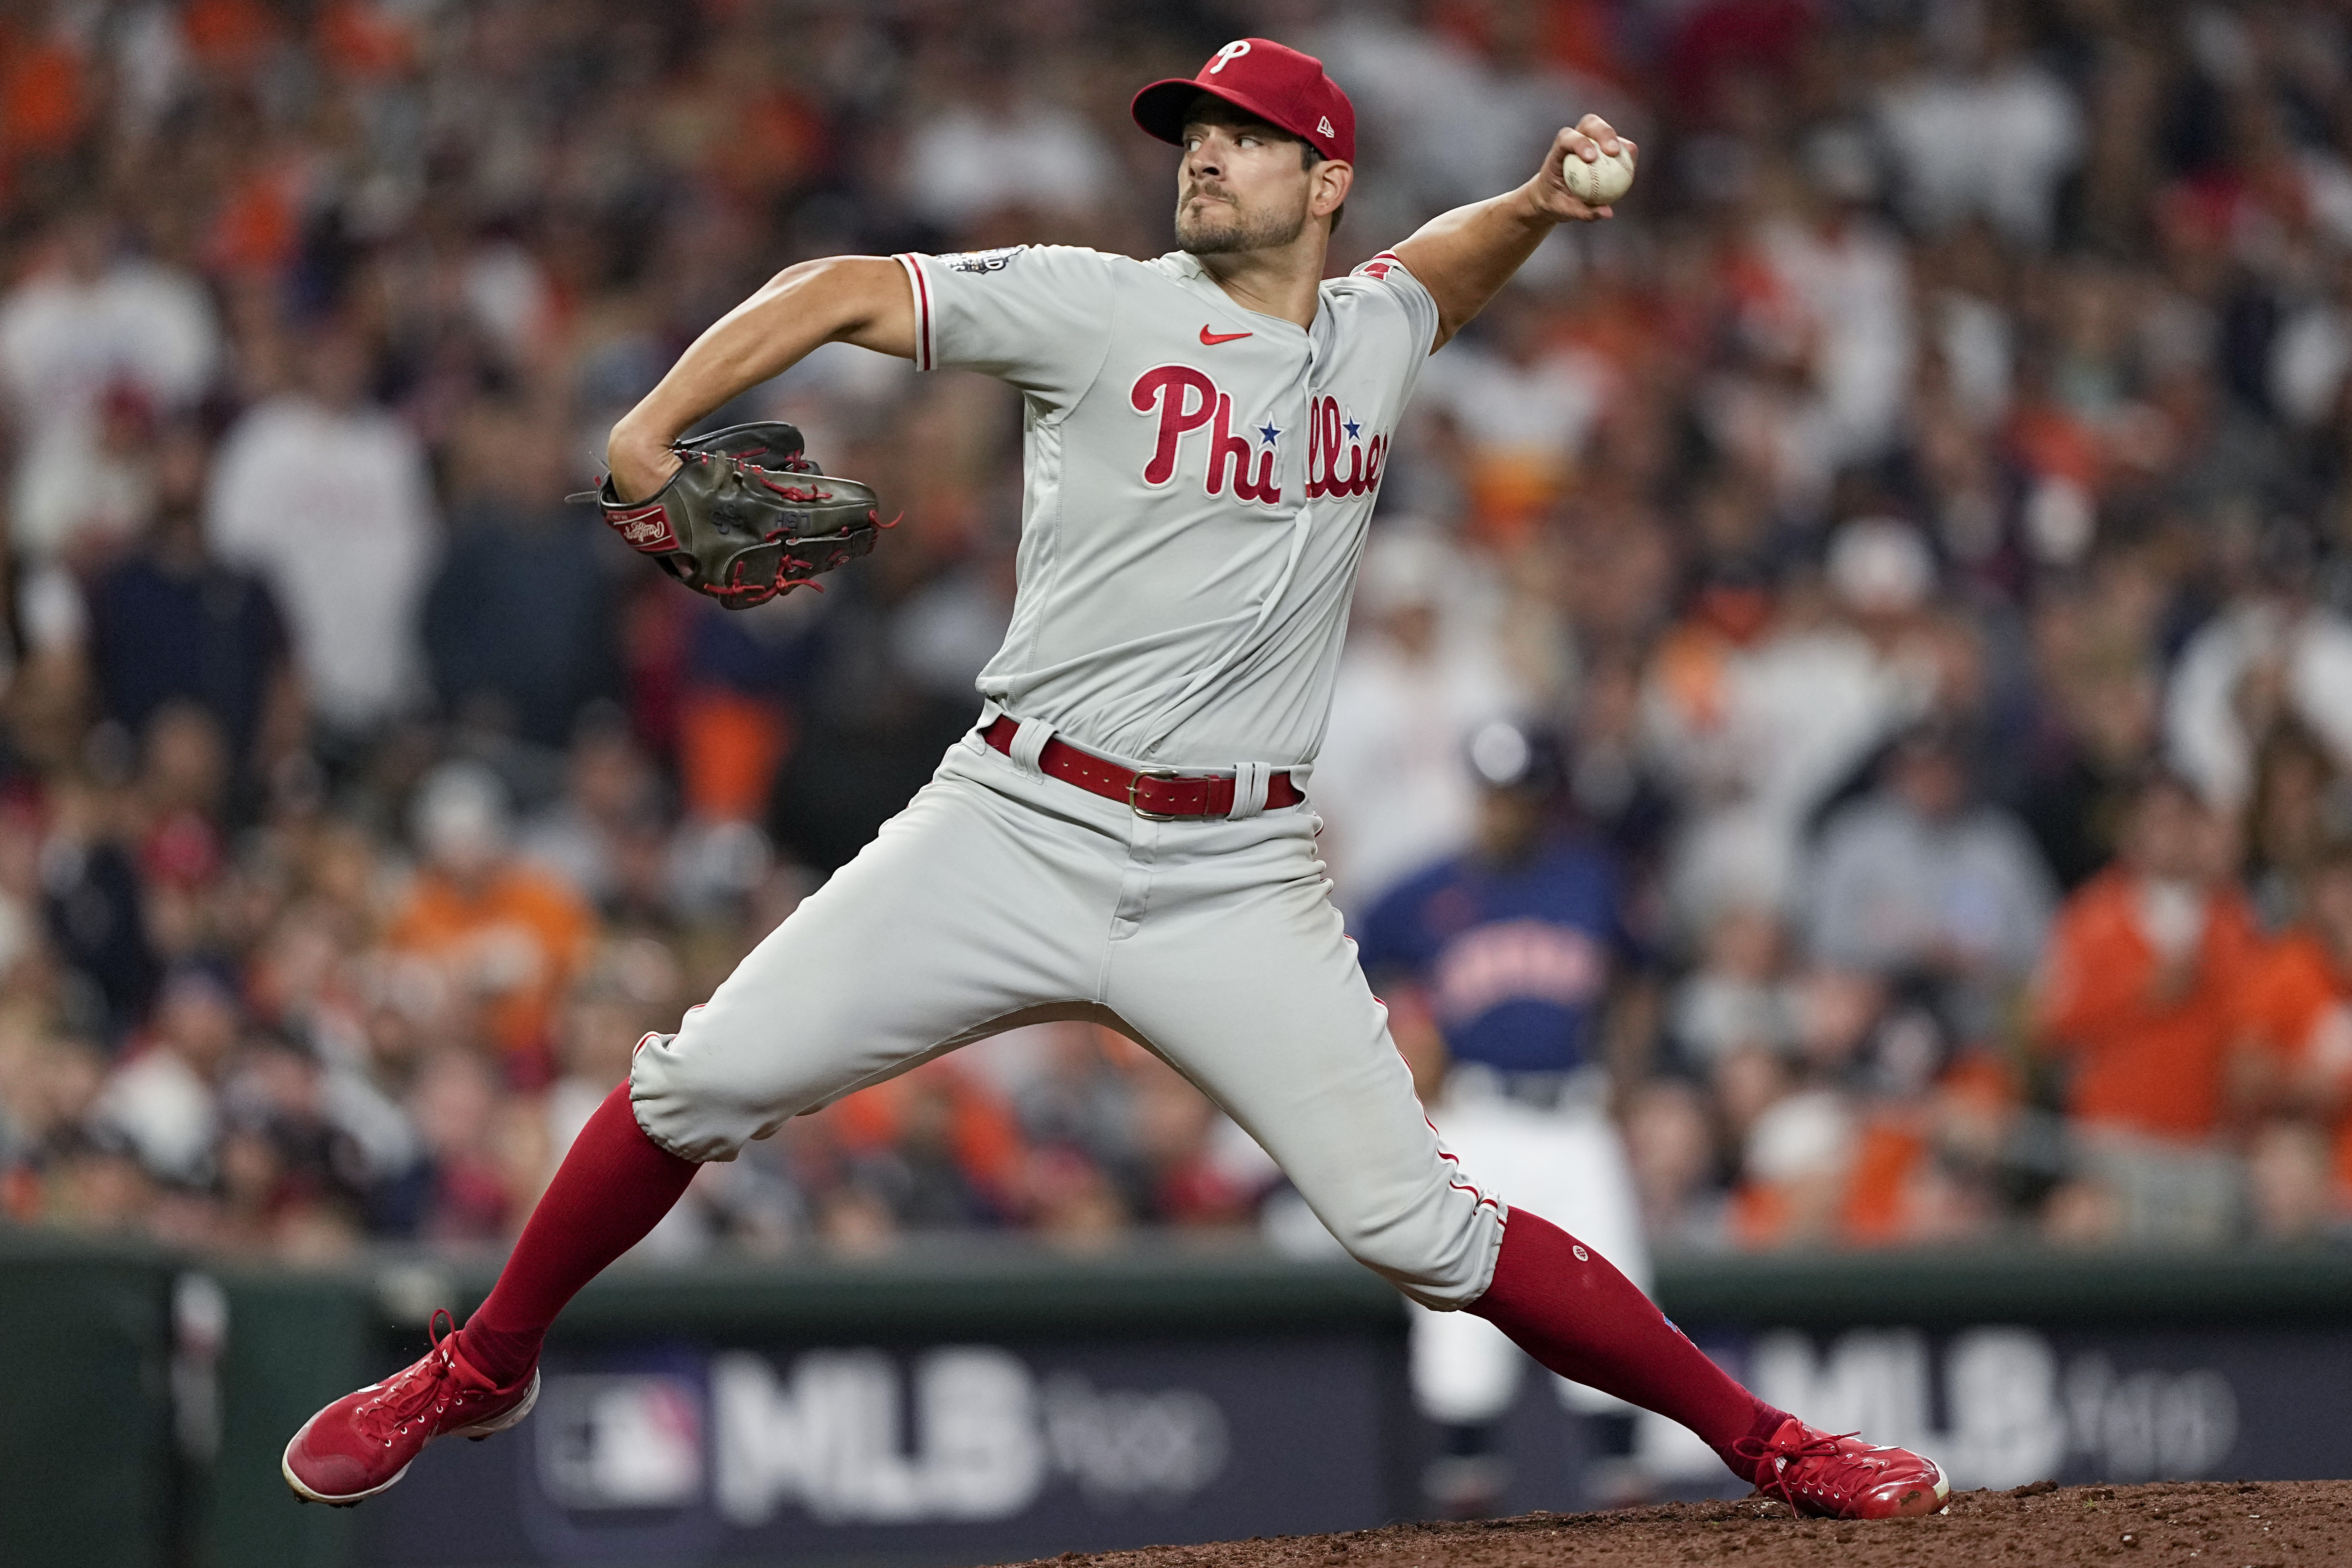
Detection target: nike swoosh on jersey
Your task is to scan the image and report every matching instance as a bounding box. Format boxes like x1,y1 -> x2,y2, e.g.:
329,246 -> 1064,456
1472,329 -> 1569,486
1198,326 -> 1253,345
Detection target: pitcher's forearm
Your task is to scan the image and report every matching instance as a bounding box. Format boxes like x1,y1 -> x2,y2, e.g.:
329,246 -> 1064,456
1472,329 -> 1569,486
608,255 -> 915,498
1392,186 -> 1558,348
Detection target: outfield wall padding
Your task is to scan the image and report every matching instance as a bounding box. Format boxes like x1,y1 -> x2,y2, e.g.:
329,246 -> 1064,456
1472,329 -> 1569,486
6,1229 -> 2349,1568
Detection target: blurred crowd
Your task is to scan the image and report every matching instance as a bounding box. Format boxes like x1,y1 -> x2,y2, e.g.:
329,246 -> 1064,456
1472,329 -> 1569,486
7,0 -> 2352,1267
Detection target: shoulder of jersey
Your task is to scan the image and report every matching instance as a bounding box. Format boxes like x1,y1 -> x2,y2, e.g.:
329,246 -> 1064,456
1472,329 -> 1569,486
1360,252 -> 1410,277
1133,251 -> 1198,283
1317,253 -> 1412,303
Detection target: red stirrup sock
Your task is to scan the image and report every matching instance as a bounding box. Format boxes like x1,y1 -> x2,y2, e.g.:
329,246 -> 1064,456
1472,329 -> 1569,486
457,1080 -> 699,1387
1467,1209 -> 1788,1481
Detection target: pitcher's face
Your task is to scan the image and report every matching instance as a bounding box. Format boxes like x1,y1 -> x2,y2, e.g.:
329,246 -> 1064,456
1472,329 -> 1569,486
1174,115 -> 1313,255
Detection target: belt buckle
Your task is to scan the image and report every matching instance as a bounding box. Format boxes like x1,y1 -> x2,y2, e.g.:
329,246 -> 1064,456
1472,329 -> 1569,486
1127,768 -> 1186,821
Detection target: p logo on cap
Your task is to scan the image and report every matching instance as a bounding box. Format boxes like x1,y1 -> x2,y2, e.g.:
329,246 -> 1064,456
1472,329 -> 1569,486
1130,36 -> 1355,165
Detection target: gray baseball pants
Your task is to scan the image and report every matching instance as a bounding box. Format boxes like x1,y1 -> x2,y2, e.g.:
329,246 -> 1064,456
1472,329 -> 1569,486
629,719 -> 1508,1308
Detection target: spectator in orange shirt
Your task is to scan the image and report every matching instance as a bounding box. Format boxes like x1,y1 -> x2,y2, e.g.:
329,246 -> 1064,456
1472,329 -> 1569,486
2032,771 -> 2262,1242
2231,838 -> 2352,1236
387,762 -> 595,1085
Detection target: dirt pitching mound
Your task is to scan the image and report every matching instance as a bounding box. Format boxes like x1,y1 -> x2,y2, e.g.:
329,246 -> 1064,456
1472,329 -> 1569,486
1009,1479 -> 2351,1568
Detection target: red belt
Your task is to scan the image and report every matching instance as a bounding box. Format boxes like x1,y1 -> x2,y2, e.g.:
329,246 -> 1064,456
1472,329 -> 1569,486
983,715 -> 1304,820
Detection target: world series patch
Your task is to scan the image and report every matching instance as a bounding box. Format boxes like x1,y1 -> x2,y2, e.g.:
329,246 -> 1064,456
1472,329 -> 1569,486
941,246 -> 1027,274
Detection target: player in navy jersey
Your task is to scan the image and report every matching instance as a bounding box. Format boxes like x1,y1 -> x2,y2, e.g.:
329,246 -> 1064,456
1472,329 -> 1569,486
1361,722 -> 1659,1512
1360,724 -> 1639,1085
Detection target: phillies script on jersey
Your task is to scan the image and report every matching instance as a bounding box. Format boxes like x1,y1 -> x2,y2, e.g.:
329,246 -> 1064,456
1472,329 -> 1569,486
1303,394 -> 1386,499
1130,369 -> 1387,506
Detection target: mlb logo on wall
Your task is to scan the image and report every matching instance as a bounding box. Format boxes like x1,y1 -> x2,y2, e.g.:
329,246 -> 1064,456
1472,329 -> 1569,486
493,1346 -> 1241,1538
536,1373 -> 704,1511
364,1333 -> 1400,1564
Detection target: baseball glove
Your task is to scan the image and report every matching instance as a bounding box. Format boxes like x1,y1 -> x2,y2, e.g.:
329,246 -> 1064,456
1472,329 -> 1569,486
590,422 -> 885,610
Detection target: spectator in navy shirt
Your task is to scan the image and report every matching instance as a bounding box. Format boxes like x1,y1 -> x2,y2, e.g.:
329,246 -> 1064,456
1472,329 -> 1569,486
85,423 -> 299,806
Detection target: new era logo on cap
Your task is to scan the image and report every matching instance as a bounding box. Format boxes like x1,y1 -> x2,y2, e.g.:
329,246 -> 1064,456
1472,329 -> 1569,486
1130,37 -> 1356,165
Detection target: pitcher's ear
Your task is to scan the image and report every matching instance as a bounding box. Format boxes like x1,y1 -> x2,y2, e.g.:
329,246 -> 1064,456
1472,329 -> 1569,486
1314,159 -> 1353,218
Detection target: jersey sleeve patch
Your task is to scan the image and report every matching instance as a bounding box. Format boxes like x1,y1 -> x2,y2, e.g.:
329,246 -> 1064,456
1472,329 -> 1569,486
938,245 -> 1030,274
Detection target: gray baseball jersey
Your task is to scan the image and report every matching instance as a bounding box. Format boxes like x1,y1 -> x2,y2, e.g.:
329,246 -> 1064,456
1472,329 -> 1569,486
631,242 -> 1509,1313
894,243 -> 1439,768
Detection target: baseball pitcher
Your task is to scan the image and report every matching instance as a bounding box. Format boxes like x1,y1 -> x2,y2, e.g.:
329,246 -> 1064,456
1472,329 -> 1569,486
282,38 -> 1945,1523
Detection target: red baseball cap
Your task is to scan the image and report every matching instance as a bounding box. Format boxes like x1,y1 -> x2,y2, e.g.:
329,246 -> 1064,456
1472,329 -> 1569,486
1131,38 -> 1355,165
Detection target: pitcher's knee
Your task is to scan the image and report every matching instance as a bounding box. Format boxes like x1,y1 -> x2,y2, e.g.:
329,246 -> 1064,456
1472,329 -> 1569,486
1323,1189 -> 1505,1312
628,1024 -> 769,1164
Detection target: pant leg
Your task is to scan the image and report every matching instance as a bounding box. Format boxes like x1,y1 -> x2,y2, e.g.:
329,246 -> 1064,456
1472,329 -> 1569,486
631,745 -> 1118,1162
1100,806 -> 1504,1308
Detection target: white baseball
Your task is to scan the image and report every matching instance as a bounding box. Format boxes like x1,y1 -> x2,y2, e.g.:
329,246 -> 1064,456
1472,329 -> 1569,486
1560,145 -> 1634,206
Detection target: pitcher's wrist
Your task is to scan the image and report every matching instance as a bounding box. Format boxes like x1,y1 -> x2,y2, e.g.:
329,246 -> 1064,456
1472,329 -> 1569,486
605,419 -> 678,503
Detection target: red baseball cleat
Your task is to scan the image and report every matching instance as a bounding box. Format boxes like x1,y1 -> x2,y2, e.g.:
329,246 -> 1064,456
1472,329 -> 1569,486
1735,1416 -> 1949,1519
281,1311 -> 539,1506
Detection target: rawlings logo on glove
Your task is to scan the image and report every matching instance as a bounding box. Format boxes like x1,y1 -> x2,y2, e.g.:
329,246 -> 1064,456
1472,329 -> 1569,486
605,502 -> 680,553
585,422 -> 887,610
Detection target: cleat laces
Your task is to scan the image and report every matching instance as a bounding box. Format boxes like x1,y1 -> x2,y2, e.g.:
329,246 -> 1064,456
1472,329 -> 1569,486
1732,1427 -> 1882,1511
354,1310 -> 466,1444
